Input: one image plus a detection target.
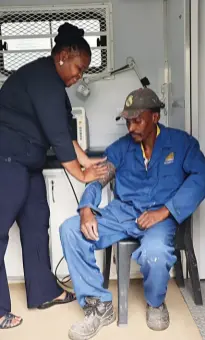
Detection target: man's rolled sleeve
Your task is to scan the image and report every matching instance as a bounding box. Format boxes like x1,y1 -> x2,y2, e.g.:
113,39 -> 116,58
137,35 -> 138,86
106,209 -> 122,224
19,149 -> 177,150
165,200 -> 181,224
165,136 -> 205,224
77,181 -> 103,215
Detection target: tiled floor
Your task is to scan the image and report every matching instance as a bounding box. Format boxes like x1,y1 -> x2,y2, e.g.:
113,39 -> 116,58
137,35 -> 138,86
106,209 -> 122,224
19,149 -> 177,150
1,279 -> 201,340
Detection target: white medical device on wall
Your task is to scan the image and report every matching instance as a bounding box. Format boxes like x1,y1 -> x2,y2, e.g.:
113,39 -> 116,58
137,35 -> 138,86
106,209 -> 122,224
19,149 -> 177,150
76,57 -> 150,100
72,107 -> 89,151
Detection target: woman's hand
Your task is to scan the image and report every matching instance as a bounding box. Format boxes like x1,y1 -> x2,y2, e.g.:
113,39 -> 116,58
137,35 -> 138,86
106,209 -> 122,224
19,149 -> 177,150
62,159 -> 108,183
83,163 -> 108,183
84,157 -> 107,169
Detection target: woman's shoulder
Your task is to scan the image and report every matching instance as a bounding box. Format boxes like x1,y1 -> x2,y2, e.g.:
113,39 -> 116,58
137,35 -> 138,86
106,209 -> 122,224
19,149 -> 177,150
20,56 -> 64,91
18,56 -> 53,76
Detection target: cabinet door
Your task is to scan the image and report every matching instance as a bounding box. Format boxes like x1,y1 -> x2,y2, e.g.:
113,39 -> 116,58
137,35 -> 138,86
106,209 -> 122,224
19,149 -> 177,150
46,172 -> 109,278
47,173 -> 83,278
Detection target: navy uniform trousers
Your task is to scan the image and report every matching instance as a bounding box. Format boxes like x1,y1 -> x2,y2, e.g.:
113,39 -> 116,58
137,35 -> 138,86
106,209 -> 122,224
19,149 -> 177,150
0,129 -> 62,317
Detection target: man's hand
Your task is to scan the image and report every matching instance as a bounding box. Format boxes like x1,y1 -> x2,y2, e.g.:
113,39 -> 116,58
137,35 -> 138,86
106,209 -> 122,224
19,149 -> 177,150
136,207 -> 170,230
80,207 -> 99,241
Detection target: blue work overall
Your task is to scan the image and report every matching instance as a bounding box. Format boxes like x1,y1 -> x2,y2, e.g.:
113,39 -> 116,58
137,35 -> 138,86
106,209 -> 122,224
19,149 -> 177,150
60,124 -> 205,308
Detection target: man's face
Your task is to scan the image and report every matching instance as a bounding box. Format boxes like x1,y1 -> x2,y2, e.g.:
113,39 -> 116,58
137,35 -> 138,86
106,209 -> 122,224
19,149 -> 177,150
126,110 -> 160,143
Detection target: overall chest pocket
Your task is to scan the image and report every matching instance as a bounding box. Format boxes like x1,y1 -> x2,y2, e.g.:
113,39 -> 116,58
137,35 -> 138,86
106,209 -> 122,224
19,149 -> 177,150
159,163 -> 177,177
159,159 -> 185,187
158,163 -> 180,191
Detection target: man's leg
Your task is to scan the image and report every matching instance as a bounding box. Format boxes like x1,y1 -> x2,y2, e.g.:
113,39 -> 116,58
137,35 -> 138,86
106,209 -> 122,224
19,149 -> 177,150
131,218 -> 177,331
17,172 -> 63,308
60,213 -> 127,306
60,213 -> 128,340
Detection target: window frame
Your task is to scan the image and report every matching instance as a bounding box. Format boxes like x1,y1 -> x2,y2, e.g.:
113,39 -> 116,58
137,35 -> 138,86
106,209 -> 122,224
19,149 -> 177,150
0,9 -> 108,77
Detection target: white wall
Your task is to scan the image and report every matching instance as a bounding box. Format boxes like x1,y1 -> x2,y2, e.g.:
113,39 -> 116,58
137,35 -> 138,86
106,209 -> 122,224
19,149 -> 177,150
0,0 -> 166,147
166,0 -> 185,130
197,0 -> 205,279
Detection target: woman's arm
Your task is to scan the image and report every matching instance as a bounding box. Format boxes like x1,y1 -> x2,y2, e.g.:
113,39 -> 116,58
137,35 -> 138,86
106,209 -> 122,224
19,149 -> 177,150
72,141 -> 90,168
62,159 -> 84,182
72,140 -> 106,168
28,70 -> 107,183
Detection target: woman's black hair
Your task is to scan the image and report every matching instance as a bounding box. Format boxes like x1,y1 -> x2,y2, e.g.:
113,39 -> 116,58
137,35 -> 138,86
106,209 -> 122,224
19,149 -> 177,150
52,22 -> 91,57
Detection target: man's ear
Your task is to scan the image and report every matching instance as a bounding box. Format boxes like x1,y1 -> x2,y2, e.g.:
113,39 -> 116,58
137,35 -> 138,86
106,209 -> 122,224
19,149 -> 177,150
152,112 -> 160,124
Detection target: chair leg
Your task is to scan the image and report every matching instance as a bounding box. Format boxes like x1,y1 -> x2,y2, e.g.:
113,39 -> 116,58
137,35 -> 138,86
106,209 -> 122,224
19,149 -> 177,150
103,246 -> 112,289
174,249 -> 185,287
185,246 -> 203,305
117,242 -> 132,326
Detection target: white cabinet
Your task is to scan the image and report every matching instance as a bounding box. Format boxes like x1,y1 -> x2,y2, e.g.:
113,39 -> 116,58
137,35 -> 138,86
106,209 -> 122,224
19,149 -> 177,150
44,169 -> 111,279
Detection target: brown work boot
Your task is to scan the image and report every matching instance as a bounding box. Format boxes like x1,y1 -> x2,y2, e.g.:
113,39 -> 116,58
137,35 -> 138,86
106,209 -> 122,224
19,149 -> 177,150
146,302 -> 169,331
68,297 -> 115,340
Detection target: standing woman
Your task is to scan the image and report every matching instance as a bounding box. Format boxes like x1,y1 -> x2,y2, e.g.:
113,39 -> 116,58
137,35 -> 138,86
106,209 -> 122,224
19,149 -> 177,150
0,22 -> 107,329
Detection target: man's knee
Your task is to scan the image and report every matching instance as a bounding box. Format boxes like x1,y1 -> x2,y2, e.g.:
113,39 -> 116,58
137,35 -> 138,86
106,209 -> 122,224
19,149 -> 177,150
59,215 -> 80,243
136,242 -> 175,267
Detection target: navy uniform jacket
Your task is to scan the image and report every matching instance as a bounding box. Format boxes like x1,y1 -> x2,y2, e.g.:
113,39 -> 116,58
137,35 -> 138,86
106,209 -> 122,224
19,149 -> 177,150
79,124 -> 205,225
0,56 -> 76,166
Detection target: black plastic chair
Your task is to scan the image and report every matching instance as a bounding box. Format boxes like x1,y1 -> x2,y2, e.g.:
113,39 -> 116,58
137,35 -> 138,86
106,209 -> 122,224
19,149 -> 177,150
103,217 -> 203,326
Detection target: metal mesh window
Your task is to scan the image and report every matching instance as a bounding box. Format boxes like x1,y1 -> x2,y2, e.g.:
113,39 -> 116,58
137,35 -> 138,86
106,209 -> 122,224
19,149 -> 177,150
0,4 -> 113,78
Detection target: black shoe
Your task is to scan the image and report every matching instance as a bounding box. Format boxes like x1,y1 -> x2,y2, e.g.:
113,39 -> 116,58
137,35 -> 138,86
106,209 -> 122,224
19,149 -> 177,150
37,291 -> 76,310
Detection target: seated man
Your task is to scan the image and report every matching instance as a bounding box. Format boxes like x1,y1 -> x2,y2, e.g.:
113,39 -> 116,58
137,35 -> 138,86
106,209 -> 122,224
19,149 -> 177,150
60,88 -> 205,340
